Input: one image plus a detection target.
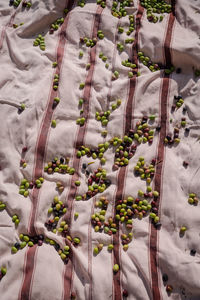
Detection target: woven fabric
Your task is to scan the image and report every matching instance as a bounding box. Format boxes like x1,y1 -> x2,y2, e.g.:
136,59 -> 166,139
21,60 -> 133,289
0,1 -> 200,299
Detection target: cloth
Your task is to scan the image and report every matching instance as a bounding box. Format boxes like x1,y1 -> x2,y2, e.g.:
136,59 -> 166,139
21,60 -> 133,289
0,0 -> 200,300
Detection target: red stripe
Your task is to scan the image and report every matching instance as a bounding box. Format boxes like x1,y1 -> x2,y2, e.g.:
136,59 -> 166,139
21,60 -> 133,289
88,200 -> 95,300
87,20 -> 120,300
149,3 -> 176,299
63,5 -> 104,300
64,5 -> 104,230
113,167 -> 126,300
125,5 -> 144,134
29,0 -> 74,236
18,1 -> 74,299
107,19 -> 120,104
113,4 -> 144,300
18,246 -> 37,300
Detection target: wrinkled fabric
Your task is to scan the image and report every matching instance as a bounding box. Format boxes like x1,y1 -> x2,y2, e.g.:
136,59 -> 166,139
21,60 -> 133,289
0,1 -> 200,300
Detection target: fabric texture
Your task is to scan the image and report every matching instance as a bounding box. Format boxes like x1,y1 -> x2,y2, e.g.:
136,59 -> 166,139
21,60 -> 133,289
0,0 -> 200,299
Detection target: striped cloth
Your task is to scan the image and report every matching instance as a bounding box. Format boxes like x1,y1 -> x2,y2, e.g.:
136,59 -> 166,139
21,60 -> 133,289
0,0 -> 200,299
